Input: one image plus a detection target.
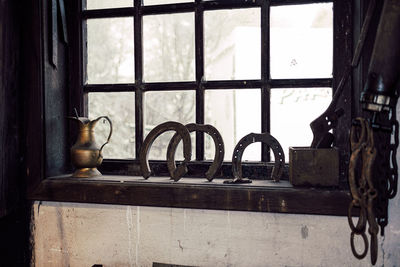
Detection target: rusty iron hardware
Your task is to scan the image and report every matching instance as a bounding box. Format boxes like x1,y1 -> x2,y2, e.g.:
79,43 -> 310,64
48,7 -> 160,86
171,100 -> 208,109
167,123 -> 224,182
348,118 -> 379,265
225,132 -> 284,184
346,1 -> 400,264
139,121 -> 192,180
339,0 -> 400,242
310,0 -> 376,149
360,0 -> 400,238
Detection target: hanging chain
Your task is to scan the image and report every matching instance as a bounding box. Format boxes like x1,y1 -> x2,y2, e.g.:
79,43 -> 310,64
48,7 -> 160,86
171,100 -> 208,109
348,107 -> 399,265
388,104 -> 399,199
345,0 -> 400,263
348,117 -> 380,265
373,104 -> 399,236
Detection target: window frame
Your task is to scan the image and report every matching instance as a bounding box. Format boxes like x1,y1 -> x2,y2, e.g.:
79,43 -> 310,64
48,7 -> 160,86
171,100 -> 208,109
26,0 -> 356,216
78,0 -> 350,183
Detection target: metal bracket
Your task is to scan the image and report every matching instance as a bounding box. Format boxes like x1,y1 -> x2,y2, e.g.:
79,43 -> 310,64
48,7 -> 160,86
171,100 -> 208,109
139,121 -> 192,180
310,0 -> 375,149
50,0 -> 68,67
231,132 -> 285,182
167,123 -> 224,181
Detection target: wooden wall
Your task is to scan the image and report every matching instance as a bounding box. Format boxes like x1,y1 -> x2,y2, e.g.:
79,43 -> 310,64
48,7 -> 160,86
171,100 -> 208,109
0,0 -> 22,218
0,0 -> 30,265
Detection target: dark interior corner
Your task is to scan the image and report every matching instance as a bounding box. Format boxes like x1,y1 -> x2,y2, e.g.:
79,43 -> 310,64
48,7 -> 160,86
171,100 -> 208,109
0,0 -> 31,265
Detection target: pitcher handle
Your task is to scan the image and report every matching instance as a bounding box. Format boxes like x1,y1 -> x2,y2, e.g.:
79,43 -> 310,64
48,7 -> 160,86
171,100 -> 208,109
95,116 -> 113,154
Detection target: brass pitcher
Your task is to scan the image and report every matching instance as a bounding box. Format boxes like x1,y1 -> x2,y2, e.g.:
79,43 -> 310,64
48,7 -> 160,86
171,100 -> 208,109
69,116 -> 113,178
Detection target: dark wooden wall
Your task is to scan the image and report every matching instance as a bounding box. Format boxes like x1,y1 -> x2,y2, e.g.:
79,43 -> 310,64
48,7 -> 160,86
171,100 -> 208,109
0,0 -> 30,265
0,0 -> 22,219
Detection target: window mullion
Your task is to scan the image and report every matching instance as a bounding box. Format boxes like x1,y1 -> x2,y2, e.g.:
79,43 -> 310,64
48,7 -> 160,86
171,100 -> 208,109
261,0 -> 271,162
134,0 -> 143,159
333,0 -> 352,186
269,78 -> 333,88
80,0 -> 88,117
195,0 -> 204,161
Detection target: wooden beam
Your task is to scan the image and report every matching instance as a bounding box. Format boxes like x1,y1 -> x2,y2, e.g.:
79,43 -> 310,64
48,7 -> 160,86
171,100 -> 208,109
29,175 -> 352,216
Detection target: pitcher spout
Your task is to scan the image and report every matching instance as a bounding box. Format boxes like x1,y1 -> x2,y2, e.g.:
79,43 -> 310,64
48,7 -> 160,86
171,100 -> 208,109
67,116 -> 91,125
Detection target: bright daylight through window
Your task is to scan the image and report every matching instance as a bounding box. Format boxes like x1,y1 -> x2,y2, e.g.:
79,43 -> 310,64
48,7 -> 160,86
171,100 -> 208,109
83,0 -> 333,172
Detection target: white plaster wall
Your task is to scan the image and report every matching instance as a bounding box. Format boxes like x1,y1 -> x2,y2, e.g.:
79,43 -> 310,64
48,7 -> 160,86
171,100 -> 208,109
32,197 -> 399,266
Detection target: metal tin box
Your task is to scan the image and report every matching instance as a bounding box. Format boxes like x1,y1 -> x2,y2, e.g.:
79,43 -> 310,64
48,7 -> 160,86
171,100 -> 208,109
289,147 -> 339,187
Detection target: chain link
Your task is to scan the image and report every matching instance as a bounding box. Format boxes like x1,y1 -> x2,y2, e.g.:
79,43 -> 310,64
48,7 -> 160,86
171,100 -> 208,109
374,127 -> 390,235
372,105 -> 399,236
388,105 -> 399,199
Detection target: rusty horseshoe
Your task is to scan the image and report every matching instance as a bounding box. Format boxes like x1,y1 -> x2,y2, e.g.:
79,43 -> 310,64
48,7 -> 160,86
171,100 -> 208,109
139,121 -> 192,180
167,123 -> 224,181
232,132 -> 285,182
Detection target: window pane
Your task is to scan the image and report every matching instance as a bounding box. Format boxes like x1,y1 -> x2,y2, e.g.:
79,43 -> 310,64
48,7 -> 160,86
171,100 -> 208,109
85,0 -> 133,10
144,0 -> 192,5
205,89 -> 261,161
144,91 -> 195,160
270,3 -> 333,79
143,13 -> 195,82
270,88 -> 332,161
204,8 -> 261,81
86,18 -> 134,84
88,92 -> 135,159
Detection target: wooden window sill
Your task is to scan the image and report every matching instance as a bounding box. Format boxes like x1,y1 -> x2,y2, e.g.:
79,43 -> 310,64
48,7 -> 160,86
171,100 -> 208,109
28,175 -> 351,216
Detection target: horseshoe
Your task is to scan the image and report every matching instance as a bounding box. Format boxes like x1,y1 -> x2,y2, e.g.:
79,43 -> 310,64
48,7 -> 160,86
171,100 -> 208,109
232,132 -> 285,182
139,121 -> 192,180
167,123 -> 224,181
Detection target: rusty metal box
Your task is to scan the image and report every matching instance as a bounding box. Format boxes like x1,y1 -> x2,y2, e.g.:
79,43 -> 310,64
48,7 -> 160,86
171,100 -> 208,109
289,147 -> 339,187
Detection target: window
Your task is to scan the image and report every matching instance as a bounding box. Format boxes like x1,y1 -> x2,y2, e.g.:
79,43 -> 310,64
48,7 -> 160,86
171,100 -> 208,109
78,0 -> 348,182
26,0 -> 354,215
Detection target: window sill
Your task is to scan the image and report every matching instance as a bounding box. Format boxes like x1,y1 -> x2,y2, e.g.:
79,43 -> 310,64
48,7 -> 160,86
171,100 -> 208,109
28,175 -> 351,216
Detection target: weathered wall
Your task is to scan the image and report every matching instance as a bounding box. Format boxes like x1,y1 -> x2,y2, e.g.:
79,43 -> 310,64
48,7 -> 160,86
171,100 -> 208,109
32,192 -> 400,266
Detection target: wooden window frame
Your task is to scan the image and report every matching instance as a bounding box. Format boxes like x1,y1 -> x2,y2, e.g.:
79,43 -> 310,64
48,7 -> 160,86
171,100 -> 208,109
79,0 -> 345,181
25,0 -> 360,216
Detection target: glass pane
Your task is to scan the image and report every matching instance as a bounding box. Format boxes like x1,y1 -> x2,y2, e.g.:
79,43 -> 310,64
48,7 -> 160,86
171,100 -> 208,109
204,8 -> 261,81
270,3 -> 333,79
85,0 -> 133,10
144,0 -> 192,5
86,18 -> 134,84
205,89 -> 261,161
270,88 -> 332,161
144,91 -> 195,160
143,13 -> 195,82
88,92 -> 135,159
